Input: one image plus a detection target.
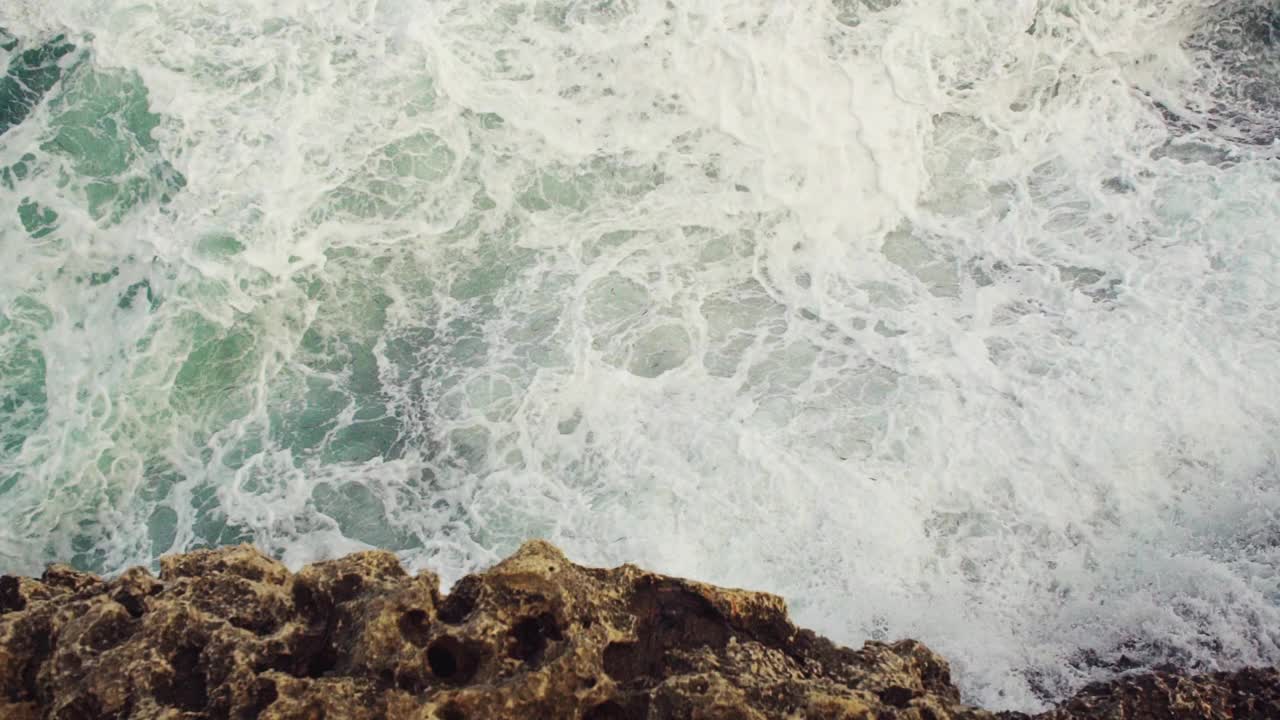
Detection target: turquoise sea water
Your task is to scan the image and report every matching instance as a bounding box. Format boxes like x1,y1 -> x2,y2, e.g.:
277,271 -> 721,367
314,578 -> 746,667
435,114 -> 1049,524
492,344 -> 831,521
2,1 -> 1279,710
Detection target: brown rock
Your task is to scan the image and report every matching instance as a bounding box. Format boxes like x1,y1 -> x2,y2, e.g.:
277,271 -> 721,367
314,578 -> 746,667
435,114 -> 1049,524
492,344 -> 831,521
1035,667 -> 1280,720
0,541 -> 1274,719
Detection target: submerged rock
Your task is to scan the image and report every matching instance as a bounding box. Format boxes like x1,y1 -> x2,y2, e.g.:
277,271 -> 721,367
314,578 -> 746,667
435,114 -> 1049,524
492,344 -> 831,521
0,542 -> 1274,719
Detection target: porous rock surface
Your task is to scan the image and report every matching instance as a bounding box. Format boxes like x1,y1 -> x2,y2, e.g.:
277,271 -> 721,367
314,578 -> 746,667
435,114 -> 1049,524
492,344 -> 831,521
0,541 -> 1275,719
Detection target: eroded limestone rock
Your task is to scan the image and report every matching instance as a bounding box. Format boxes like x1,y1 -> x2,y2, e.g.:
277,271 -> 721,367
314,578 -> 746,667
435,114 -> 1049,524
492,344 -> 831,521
0,542 -> 1275,719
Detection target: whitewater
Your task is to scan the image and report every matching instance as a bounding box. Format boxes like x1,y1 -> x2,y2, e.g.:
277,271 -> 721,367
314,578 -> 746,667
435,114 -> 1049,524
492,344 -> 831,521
1,0 -> 1278,710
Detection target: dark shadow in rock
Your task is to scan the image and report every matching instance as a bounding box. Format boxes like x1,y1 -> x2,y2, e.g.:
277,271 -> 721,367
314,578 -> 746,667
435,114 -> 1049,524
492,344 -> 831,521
878,685 -> 917,708
82,611 -> 135,652
582,695 -> 651,720
276,582 -> 341,679
439,703 -> 467,720
155,644 -> 208,711
0,577 -> 24,614
427,636 -> 485,685
508,612 -> 563,666
243,677 -> 278,718
438,576 -> 480,625
398,608 -> 432,648
604,578 -> 730,684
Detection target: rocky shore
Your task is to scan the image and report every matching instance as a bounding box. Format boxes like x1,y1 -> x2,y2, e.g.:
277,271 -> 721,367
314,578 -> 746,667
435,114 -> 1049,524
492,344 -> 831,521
0,542 -> 1275,719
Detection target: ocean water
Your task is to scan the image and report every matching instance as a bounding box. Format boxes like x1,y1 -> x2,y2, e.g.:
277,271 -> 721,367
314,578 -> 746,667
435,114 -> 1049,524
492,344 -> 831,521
2,0 -> 1279,710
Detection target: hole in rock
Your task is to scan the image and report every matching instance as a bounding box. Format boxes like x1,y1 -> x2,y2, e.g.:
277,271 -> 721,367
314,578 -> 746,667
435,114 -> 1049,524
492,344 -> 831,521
245,678 -> 278,717
114,590 -> 148,618
583,696 -> 650,720
602,642 -> 643,683
284,628 -> 340,679
878,686 -> 915,708
428,644 -> 456,678
0,577 -> 25,613
508,612 -> 563,665
332,573 -> 364,602
427,636 -> 483,685
399,608 -> 432,647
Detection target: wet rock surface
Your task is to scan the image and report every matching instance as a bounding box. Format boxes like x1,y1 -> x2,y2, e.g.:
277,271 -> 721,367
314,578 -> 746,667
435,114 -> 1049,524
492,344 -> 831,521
0,542 -> 1275,719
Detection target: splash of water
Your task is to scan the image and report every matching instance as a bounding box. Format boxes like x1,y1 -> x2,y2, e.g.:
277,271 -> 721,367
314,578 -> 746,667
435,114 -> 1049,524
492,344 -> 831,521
2,0 -> 1278,710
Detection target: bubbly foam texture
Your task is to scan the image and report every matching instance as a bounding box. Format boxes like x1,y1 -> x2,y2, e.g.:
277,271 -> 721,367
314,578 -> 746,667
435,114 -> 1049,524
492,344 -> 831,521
2,0 -> 1279,710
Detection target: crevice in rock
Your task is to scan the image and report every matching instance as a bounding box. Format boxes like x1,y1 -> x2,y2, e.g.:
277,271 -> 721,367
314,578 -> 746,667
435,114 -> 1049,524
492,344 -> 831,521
156,644 -> 208,711
437,577 -> 479,625
19,626 -> 51,702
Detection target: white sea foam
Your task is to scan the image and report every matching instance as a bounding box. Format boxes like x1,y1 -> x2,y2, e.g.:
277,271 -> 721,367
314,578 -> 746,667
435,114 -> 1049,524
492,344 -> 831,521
1,0 -> 1278,709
